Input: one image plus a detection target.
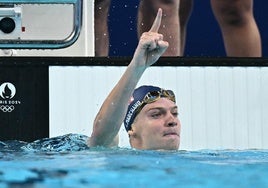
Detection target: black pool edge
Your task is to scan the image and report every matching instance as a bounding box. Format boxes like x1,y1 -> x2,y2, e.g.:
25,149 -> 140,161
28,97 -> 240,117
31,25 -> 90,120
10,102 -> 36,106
0,56 -> 267,67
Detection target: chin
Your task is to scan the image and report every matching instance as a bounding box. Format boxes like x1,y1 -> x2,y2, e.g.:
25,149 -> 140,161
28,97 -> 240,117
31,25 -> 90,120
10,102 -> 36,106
154,143 -> 180,151
144,143 -> 179,151
161,138 -> 180,150
142,139 -> 180,150
163,140 -> 180,150
164,144 -> 179,150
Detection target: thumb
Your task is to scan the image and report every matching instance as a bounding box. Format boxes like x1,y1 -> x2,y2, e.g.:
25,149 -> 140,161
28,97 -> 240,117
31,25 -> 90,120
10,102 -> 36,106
156,40 -> 169,55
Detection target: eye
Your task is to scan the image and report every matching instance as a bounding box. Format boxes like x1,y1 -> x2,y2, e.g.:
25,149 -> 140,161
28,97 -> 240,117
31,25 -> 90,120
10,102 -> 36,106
172,112 -> 179,117
149,110 -> 163,118
171,107 -> 179,117
151,111 -> 161,118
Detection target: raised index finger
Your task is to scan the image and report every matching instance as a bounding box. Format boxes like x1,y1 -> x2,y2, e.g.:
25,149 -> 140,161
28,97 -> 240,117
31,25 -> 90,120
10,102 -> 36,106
149,8 -> 162,32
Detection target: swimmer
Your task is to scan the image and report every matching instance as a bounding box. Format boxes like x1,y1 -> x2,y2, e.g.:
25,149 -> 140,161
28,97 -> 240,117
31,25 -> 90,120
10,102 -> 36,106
89,8 -> 181,150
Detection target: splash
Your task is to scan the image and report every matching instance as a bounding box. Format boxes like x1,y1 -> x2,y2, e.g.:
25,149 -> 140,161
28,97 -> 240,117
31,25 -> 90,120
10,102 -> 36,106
0,134 -> 90,153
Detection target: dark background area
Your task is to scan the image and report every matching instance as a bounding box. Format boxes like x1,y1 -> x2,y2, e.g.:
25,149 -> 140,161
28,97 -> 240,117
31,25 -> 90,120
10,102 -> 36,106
108,0 -> 267,57
0,66 -> 49,142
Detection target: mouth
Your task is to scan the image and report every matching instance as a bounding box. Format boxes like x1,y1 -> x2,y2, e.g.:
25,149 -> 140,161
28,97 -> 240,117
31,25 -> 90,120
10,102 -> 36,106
163,132 -> 179,137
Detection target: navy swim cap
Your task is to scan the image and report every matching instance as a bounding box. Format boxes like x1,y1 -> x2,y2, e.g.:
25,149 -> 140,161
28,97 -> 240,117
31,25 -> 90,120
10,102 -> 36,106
123,85 -> 175,132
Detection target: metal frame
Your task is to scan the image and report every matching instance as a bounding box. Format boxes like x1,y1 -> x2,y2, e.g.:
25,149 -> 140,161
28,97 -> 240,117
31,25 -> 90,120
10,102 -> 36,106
0,0 -> 83,49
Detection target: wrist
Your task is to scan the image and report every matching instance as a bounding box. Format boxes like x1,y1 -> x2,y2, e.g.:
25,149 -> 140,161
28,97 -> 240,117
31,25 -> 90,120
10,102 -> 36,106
128,59 -> 147,74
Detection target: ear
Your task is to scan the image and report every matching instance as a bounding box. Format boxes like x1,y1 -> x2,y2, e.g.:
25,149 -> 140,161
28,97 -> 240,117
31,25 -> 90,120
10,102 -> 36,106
127,125 -> 142,149
127,125 -> 137,138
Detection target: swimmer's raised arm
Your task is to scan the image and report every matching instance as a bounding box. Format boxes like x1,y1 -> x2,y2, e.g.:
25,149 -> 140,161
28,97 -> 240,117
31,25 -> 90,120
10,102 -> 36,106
88,8 -> 169,147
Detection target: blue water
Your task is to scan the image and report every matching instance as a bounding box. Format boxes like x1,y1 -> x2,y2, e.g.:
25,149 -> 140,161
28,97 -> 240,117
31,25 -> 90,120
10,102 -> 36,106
0,134 -> 268,188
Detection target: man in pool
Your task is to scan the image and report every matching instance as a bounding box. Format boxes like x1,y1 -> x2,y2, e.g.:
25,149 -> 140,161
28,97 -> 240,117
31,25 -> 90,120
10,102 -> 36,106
88,8 -> 181,150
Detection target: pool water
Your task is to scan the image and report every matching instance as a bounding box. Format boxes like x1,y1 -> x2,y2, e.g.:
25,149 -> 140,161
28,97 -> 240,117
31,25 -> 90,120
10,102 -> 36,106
0,134 -> 268,188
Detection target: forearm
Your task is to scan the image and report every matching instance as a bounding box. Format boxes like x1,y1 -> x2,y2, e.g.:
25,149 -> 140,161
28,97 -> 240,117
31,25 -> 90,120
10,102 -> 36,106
89,62 -> 146,147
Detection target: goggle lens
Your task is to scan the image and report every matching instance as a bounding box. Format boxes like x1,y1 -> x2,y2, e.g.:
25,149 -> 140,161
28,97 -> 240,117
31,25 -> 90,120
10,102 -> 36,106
135,89 -> 176,115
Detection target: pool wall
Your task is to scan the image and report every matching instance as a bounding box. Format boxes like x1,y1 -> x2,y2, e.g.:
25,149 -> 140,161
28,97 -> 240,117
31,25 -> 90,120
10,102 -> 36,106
1,57 -> 267,151
49,63 -> 268,150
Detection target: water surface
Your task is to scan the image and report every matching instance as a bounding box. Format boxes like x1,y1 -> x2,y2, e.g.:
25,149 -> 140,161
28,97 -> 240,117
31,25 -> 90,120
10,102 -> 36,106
0,134 -> 267,187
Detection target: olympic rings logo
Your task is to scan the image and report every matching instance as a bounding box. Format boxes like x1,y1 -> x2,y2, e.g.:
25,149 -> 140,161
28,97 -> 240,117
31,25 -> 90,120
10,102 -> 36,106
0,105 -> 15,112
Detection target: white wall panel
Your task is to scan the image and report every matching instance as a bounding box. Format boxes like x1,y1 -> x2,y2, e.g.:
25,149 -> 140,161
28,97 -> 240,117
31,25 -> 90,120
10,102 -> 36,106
204,67 -> 221,149
247,68 -> 262,148
260,68 -> 268,148
49,66 -> 268,150
218,67 -> 235,148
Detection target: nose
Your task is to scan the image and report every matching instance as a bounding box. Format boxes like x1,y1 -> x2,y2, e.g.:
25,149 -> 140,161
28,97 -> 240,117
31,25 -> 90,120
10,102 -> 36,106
167,121 -> 177,127
166,112 -> 178,127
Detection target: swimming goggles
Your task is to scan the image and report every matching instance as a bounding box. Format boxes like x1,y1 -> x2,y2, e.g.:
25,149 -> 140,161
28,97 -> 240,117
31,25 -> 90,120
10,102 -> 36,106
135,89 -> 176,115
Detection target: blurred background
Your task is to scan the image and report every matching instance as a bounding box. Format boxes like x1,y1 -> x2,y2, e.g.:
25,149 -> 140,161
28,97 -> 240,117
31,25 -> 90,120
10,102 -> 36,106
108,0 -> 267,57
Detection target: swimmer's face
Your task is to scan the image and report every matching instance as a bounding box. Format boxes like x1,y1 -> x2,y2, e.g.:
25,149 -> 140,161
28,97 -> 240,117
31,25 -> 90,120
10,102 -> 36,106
128,98 -> 181,150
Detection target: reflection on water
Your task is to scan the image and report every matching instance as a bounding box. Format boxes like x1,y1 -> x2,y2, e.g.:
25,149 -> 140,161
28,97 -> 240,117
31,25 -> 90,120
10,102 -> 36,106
0,134 -> 268,187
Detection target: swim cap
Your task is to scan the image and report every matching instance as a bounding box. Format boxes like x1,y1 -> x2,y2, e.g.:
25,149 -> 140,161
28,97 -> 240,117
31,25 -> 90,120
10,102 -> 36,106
123,85 -> 175,132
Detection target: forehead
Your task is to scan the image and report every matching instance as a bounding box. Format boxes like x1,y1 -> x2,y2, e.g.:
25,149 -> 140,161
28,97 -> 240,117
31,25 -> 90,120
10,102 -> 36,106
142,98 -> 177,111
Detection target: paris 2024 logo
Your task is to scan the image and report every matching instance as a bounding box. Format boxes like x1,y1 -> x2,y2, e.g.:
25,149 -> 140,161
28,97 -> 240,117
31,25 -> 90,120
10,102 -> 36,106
0,82 -> 21,112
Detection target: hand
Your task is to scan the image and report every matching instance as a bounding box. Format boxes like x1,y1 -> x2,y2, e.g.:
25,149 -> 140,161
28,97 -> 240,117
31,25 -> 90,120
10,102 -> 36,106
133,8 -> 169,67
